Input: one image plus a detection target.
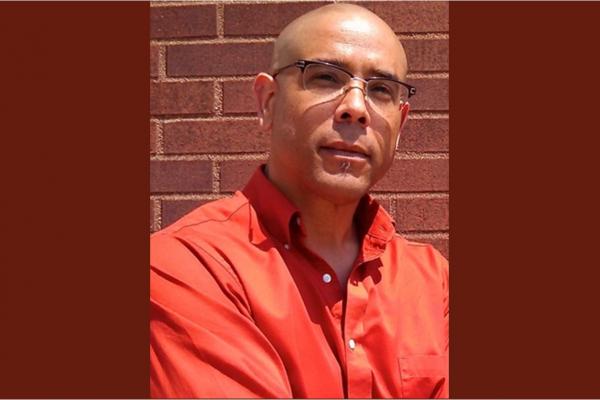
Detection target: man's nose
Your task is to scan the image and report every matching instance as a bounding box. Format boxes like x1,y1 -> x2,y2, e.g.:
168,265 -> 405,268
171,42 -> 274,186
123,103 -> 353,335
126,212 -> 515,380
334,84 -> 371,128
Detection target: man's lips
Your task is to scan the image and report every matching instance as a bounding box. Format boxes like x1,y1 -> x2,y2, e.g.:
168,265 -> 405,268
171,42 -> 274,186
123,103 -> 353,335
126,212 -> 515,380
319,142 -> 370,160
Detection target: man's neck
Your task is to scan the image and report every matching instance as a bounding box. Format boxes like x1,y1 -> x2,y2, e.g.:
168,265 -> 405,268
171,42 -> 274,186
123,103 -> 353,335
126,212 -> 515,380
296,195 -> 358,249
265,165 -> 363,287
298,198 -> 361,289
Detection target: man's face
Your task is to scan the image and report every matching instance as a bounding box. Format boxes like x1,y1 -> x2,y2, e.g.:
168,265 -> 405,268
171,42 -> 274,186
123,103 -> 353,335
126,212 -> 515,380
264,12 -> 409,205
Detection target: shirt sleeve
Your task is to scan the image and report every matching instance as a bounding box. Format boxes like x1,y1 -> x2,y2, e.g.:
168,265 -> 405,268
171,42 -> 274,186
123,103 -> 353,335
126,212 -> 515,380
150,233 -> 293,398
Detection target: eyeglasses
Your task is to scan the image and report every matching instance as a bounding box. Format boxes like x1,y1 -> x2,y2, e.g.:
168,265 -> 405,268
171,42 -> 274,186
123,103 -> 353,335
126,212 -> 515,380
272,59 -> 416,112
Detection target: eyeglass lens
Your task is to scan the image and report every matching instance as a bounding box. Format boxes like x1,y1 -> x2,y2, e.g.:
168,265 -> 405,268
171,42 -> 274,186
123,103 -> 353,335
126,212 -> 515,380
301,64 -> 408,109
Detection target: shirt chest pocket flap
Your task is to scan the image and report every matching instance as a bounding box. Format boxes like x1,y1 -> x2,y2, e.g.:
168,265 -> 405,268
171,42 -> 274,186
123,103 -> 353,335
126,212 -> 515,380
398,354 -> 448,398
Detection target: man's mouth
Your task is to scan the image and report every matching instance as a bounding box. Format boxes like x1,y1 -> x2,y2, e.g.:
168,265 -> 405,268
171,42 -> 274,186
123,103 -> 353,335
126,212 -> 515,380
319,143 -> 369,160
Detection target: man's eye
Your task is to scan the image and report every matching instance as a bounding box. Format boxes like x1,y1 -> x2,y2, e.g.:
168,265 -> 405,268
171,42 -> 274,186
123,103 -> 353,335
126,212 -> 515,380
313,73 -> 339,83
369,82 -> 396,99
371,84 -> 391,94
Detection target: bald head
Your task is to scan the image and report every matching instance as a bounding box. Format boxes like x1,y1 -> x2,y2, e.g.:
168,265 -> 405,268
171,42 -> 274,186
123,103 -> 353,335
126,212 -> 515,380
271,4 -> 407,78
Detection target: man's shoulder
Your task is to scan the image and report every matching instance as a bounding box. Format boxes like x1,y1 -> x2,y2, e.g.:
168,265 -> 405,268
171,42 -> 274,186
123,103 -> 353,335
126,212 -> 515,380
151,192 -> 252,251
150,192 -> 256,282
388,233 -> 449,277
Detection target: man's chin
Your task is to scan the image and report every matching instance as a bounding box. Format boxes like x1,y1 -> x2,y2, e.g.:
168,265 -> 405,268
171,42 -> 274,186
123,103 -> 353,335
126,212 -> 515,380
310,172 -> 371,205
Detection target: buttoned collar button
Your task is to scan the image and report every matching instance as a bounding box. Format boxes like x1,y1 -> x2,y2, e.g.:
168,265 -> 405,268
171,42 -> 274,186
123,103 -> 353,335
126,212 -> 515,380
348,338 -> 356,350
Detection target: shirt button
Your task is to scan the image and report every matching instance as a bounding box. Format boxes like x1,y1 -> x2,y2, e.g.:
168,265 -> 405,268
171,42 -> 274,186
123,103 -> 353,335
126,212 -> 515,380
348,339 -> 356,350
283,243 -> 290,250
322,273 -> 332,283
296,216 -> 301,226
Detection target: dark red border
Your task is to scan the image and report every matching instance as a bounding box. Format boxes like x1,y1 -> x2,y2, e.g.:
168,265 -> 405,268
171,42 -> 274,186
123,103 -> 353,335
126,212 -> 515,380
450,2 -> 600,397
0,3 -> 149,397
3,1 -> 600,398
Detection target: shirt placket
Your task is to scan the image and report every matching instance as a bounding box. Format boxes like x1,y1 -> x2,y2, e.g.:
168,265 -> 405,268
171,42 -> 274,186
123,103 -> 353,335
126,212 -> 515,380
343,264 -> 372,398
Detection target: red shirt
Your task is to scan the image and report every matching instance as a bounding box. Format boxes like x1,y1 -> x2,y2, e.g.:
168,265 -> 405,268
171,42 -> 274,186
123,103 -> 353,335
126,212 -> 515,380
150,166 -> 449,398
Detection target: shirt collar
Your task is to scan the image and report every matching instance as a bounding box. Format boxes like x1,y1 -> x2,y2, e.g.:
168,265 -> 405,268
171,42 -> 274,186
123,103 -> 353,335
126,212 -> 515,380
242,165 -> 299,246
355,195 -> 397,260
242,165 -> 396,252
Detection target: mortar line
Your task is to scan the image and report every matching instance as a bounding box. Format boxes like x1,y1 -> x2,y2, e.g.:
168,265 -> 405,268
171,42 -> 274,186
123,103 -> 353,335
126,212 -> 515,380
158,115 -> 257,123
156,111 -> 450,121
397,33 -> 449,40
408,112 -> 449,119
152,37 -> 275,45
155,120 -> 165,155
160,76 -> 254,82
151,191 -> 449,202
212,160 -> 221,193
407,72 -> 449,79
371,192 -> 449,200
151,193 -> 230,201
158,45 -> 167,81
152,0 -> 333,7
216,3 -> 225,38
394,152 -> 449,160
157,72 -> 446,83
213,81 -> 224,117
152,34 -> 448,44
151,153 -> 269,161
149,152 -> 448,161
401,232 -> 449,239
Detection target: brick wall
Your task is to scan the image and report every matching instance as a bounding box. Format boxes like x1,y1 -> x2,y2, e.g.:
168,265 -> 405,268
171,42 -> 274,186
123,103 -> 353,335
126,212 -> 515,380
150,0 -> 449,258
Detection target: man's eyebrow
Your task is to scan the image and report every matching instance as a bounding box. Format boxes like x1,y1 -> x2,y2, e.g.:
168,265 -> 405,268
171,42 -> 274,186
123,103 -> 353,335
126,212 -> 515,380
311,57 -> 400,81
312,57 -> 348,69
370,68 -> 400,82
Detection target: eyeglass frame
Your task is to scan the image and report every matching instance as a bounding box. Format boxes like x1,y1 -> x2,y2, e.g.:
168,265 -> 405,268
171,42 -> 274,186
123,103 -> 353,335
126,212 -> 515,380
271,59 -> 417,105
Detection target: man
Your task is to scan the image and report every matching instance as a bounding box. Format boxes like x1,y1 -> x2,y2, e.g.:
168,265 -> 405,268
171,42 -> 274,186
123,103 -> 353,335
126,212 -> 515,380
151,3 -> 448,398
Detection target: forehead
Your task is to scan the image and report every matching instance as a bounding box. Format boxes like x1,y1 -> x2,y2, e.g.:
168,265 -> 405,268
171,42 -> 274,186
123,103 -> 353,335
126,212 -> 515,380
289,17 -> 405,78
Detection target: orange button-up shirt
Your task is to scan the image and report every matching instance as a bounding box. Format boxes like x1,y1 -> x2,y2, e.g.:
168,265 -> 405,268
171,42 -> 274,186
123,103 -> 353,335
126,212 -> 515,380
150,166 -> 449,398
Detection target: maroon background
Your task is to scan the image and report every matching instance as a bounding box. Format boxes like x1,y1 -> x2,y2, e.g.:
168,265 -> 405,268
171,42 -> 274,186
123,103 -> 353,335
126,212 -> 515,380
451,2 -> 600,398
1,1 -> 600,398
0,2 -> 149,397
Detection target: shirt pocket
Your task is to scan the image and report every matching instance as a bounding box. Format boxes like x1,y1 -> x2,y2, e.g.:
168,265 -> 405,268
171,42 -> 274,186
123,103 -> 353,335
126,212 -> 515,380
398,354 -> 448,398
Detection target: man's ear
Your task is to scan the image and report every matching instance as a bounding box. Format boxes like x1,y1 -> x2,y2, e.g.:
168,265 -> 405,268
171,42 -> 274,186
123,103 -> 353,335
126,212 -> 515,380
253,73 -> 276,131
399,101 -> 410,129
395,102 -> 411,150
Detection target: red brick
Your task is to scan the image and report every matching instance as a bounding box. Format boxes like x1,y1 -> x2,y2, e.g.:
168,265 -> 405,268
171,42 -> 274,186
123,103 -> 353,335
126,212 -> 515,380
220,159 -> 264,192
402,235 -> 449,260
150,5 -> 217,39
406,78 -> 449,111
224,2 -> 331,36
374,158 -> 448,192
150,44 -> 160,78
357,2 -> 449,33
150,120 -> 159,154
150,160 -> 212,193
403,39 -> 448,72
161,198 -> 228,228
399,118 -> 449,152
223,78 -> 449,114
223,80 -> 255,115
164,119 -> 268,154
150,81 -> 213,116
167,43 -> 273,77
395,197 -> 449,231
